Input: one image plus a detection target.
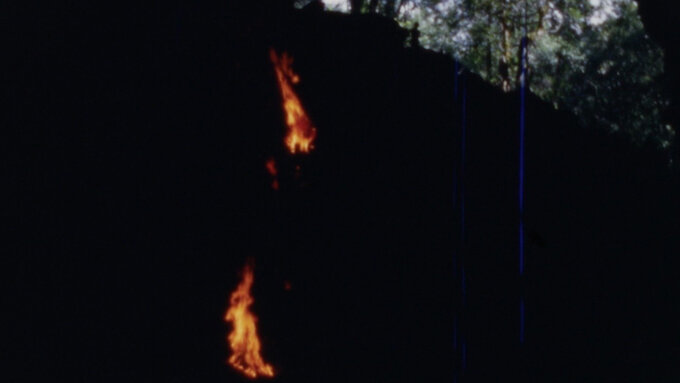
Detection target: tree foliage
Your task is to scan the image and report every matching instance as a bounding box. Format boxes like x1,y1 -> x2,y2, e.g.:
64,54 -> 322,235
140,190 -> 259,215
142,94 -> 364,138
318,0 -> 675,150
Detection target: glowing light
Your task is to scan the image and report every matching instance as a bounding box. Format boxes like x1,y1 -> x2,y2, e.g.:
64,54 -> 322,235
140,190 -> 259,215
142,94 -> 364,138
320,0 -> 349,12
265,157 -> 279,190
269,48 -> 317,154
225,263 -> 275,379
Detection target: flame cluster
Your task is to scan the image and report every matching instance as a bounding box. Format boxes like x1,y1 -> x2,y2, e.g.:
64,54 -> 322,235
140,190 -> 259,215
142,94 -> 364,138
224,49 -> 316,379
269,48 -> 317,154
225,264 -> 275,379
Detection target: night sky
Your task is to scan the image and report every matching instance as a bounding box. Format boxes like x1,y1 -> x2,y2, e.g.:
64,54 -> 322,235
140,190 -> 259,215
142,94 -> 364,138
6,2 -> 680,382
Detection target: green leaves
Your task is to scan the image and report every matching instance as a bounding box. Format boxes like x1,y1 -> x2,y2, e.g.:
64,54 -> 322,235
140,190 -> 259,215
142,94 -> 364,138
559,8 -> 671,147
349,0 -> 673,149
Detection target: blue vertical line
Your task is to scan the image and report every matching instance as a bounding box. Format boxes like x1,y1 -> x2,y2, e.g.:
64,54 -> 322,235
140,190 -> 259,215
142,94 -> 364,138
454,61 -> 460,101
453,60 -> 460,274
453,63 -> 468,382
460,69 -> 468,374
452,63 -> 460,381
519,37 -> 526,277
461,341 -> 467,372
461,267 -> 467,307
461,70 -> 467,247
519,0 -> 528,346
519,47 -> 526,344
453,315 -> 458,351
452,61 -> 459,382
520,298 -> 525,343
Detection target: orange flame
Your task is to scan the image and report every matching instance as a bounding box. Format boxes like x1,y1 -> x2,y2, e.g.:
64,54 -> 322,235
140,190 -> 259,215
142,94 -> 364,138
269,48 -> 317,154
225,263 -> 275,379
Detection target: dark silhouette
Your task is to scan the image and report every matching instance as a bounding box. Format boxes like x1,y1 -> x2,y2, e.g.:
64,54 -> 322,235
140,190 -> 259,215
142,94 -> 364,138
350,0 -> 364,14
409,22 -> 421,48
302,0 -> 325,13
498,58 -> 510,91
369,0 -> 380,13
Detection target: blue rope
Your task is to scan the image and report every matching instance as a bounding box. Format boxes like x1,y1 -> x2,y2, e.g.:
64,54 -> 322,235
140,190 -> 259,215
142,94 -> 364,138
453,61 -> 460,366
519,37 -> 526,278
519,0 -> 528,345
453,60 -> 467,381
460,66 -> 468,375
520,297 -> 525,343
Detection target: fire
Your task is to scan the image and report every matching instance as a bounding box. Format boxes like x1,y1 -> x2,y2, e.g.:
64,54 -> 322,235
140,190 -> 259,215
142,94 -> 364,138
269,48 -> 317,154
265,157 -> 277,176
225,263 -> 275,379
265,157 -> 279,190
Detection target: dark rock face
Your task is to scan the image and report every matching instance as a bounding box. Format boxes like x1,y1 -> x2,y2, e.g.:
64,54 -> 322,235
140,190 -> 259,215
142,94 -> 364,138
7,4 -> 680,382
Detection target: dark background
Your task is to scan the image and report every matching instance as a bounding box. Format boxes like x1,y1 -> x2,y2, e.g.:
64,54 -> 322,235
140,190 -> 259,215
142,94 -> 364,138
5,1 -> 680,382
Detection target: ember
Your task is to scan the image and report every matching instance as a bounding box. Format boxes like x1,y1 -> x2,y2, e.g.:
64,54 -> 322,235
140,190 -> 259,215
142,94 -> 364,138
265,157 -> 279,190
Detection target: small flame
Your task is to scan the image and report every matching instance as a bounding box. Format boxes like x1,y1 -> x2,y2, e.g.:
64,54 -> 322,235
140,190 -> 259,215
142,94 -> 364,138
269,48 -> 317,154
265,158 -> 277,176
265,157 -> 279,190
225,263 -> 275,379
